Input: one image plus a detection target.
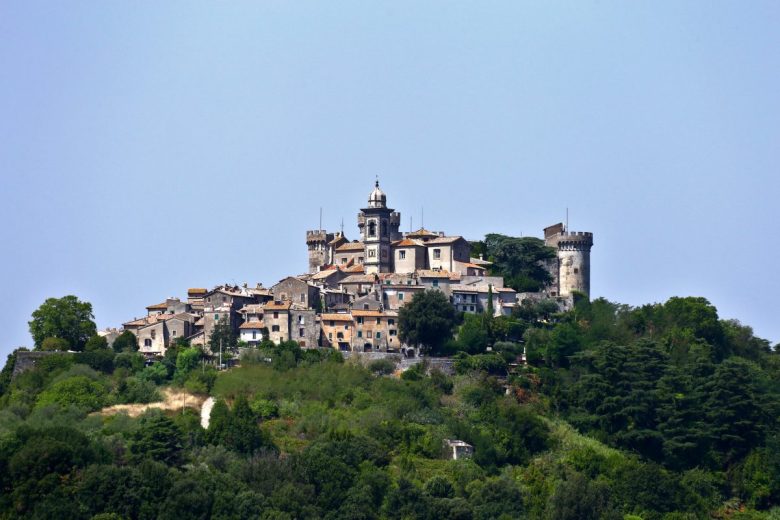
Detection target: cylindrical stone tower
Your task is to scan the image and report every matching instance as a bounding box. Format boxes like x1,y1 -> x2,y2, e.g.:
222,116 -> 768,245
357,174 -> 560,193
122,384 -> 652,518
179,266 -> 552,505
557,232 -> 594,297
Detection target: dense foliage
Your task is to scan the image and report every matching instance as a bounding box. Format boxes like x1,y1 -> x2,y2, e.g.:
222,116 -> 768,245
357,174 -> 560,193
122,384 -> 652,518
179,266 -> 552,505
28,295 -> 97,351
1,294 -> 780,519
470,234 -> 556,292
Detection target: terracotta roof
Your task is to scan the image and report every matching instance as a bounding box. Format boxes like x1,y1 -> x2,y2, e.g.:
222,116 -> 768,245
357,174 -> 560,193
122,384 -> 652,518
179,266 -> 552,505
123,314 -> 172,327
407,227 -> 439,238
321,313 -> 354,322
145,302 -> 168,310
312,269 -> 342,280
264,301 -> 292,311
384,284 -> 425,290
344,264 -> 365,273
240,320 -> 265,329
328,235 -> 349,246
417,270 -> 453,279
426,236 -> 465,245
336,241 -> 365,252
341,274 -> 376,284
188,288 -> 208,295
393,238 -> 425,247
497,288 -> 517,293
351,310 -> 384,317
462,262 -> 487,270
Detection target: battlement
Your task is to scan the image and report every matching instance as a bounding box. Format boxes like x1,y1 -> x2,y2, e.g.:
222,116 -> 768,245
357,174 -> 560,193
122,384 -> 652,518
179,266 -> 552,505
557,231 -> 593,251
306,230 -> 330,243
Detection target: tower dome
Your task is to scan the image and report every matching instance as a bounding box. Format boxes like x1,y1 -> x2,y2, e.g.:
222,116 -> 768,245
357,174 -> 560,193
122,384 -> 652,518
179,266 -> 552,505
368,180 -> 387,208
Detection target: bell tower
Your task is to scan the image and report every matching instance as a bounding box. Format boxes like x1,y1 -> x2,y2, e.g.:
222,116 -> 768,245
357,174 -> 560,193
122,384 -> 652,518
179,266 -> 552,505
358,180 -> 399,274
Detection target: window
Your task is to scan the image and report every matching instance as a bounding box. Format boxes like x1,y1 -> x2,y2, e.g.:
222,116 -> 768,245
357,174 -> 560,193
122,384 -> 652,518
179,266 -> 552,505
398,293 -> 404,301
433,248 -> 441,259
144,338 -> 152,347
151,330 -> 156,339
376,317 -> 380,324
432,279 -> 439,287
376,332 -> 381,339
214,314 -> 219,320
358,331 -> 363,338
329,332 -> 333,339
390,329 -> 397,336
172,330 -> 177,337
388,319 -> 395,326
337,332 -> 343,339
222,296 -> 227,302
341,258 -> 347,264
573,267 -> 579,274
273,311 -> 279,319
368,249 -> 376,258
252,331 -> 257,340
272,325 -> 280,332
358,257 -> 364,263
363,304 -> 369,310
300,294 -> 305,303
357,317 -> 364,324
298,315 -> 304,324
299,328 -> 304,337
344,324 -> 348,330
399,250 -> 406,260
368,221 -> 376,237
330,320 -> 335,326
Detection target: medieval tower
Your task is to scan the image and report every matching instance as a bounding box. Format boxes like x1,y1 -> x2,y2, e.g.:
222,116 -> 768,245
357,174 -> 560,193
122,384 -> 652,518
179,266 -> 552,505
357,181 -> 401,274
544,223 -> 594,297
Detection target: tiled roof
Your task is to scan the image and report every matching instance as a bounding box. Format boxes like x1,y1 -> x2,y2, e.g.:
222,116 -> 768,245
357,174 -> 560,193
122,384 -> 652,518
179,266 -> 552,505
312,269 -> 341,280
336,241 -> 365,252
188,288 -> 208,295
240,320 -> 265,329
462,262 -> 487,270
341,274 -> 375,284
417,270 -> 453,279
426,236 -> 465,245
344,264 -> 365,273
469,257 -> 493,266
321,313 -> 354,322
145,302 -> 168,310
393,238 -> 425,247
406,227 -> 439,238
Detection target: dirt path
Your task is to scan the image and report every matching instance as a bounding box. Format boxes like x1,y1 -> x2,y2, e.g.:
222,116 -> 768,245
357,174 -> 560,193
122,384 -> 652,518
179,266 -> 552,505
96,387 -> 206,418
201,397 -> 215,429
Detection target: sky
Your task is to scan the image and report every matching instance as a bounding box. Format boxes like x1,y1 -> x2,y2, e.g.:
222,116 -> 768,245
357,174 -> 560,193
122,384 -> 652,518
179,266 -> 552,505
1,1 -> 779,360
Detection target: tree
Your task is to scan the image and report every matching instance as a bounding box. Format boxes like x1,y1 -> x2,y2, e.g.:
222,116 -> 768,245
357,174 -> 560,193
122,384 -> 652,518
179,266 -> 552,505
209,316 -> 238,355
398,290 -> 457,355
84,335 -> 108,352
129,411 -> 184,465
482,234 -> 556,292
40,337 -> 70,351
112,330 -> 138,353
29,295 -> 97,351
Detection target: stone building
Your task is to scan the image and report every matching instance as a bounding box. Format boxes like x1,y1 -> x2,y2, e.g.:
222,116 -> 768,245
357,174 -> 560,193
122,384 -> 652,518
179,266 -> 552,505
272,276 -> 321,309
543,223 -> 594,297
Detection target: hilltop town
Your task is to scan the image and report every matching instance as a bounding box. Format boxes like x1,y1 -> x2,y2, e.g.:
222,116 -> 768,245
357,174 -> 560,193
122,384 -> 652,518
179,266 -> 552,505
112,181 -> 594,357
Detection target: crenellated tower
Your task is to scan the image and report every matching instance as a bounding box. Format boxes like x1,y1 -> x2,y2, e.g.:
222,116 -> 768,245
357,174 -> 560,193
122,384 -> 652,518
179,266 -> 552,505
306,230 -> 334,274
544,223 -> 594,298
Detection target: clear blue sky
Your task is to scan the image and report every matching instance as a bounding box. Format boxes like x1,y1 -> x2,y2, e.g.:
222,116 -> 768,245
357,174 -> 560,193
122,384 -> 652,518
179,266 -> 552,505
1,1 -> 779,360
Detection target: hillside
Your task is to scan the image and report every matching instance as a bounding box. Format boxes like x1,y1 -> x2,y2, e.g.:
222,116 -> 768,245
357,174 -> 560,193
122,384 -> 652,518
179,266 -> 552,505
1,295 -> 779,519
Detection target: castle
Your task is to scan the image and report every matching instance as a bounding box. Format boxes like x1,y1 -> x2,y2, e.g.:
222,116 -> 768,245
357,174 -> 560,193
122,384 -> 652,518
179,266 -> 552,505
120,181 -> 593,355
307,180 -> 593,298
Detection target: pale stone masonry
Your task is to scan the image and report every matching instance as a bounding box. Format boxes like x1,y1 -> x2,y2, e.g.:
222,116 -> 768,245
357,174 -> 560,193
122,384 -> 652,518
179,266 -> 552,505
117,180 -> 593,356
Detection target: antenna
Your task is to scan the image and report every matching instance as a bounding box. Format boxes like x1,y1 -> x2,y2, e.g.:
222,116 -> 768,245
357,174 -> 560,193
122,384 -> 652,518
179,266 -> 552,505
319,208 -> 323,232
410,216 -> 413,233
421,207 -> 424,229
340,218 -> 344,235
566,208 -> 569,232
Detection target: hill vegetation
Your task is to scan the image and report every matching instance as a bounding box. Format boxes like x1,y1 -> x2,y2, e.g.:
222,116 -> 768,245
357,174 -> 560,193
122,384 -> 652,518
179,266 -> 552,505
0,293 -> 779,519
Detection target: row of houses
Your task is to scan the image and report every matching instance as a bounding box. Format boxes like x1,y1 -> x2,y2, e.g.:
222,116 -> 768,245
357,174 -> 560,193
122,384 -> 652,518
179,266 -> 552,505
121,265 -> 520,357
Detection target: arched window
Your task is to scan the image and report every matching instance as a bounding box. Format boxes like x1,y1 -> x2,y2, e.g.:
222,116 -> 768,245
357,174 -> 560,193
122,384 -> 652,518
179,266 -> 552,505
368,221 -> 376,237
